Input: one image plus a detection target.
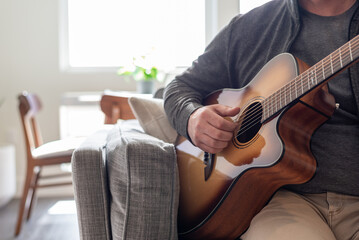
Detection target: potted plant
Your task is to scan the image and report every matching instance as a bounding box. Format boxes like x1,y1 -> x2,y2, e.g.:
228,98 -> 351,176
117,56 -> 160,94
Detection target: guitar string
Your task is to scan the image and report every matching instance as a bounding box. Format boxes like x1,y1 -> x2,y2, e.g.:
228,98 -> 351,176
237,39 -> 359,138
234,39 -> 359,139
234,49 -> 351,138
232,37 -> 359,140
265,38 -> 359,118
234,37 -> 359,139
263,36 -> 359,117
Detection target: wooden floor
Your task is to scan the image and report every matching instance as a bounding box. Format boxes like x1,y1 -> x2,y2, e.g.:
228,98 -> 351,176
0,197 -> 79,240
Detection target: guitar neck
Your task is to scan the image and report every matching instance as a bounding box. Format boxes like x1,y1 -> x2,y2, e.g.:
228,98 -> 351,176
262,34 -> 359,121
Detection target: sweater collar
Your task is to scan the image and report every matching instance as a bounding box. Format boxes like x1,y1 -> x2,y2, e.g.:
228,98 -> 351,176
287,0 -> 301,21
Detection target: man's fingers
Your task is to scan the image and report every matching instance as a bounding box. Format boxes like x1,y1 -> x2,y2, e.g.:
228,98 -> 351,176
188,104 -> 241,154
204,123 -> 234,141
213,104 -> 241,117
207,105 -> 240,131
196,135 -> 229,154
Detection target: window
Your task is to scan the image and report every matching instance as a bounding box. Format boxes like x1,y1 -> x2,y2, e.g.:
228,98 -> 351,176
62,0 -> 206,69
239,0 -> 272,14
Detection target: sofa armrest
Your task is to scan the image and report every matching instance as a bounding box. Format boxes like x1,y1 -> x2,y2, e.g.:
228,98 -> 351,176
72,121 -> 179,240
72,127 -> 113,240
107,124 -> 179,240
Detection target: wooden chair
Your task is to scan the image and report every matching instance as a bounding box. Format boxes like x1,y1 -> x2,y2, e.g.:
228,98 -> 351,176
15,92 -> 83,236
100,89 -> 163,124
100,92 -> 136,124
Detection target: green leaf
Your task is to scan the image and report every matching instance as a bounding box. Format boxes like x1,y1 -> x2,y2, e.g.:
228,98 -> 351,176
117,62 -> 159,81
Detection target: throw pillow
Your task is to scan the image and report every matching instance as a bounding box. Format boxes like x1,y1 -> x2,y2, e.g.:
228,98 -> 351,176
128,96 -> 178,143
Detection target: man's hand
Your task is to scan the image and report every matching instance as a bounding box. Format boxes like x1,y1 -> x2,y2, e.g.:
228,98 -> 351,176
188,104 -> 240,154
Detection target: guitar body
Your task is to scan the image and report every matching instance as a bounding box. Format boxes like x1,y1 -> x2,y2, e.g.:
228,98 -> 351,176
176,53 -> 336,239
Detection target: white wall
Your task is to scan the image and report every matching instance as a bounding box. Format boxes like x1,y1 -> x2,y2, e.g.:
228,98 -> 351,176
0,0 -> 239,198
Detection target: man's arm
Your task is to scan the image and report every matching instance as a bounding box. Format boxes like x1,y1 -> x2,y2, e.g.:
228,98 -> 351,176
164,17 -> 240,152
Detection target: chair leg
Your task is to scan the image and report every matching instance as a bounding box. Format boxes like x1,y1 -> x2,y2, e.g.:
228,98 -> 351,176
26,169 -> 40,220
26,168 -> 41,220
14,167 -> 35,236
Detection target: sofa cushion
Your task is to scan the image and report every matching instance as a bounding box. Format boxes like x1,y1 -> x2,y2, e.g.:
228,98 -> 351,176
106,122 -> 179,240
128,96 -> 178,143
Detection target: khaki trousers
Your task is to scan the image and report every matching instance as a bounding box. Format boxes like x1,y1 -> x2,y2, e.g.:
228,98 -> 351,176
241,189 -> 359,240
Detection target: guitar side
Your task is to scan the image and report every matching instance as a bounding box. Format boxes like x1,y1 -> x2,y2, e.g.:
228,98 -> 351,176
176,53 -> 336,239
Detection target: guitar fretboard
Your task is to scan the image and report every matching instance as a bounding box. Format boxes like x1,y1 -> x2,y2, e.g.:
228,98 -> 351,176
262,34 -> 359,121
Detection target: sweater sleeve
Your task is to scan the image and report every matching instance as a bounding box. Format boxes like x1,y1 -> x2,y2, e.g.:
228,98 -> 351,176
163,17 -> 237,140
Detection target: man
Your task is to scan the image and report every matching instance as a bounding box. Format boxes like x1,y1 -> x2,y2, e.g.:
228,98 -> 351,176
164,0 -> 359,239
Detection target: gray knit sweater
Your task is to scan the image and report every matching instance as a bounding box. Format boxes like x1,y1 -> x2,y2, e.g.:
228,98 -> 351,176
164,0 -> 359,195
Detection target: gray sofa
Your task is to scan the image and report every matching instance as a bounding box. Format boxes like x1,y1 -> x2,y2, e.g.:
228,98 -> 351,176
71,121 -> 179,240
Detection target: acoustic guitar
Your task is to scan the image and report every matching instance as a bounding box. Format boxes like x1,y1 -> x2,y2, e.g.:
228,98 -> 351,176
175,35 -> 359,239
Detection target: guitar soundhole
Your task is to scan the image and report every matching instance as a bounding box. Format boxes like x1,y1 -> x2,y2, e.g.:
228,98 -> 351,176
233,101 -> 263,148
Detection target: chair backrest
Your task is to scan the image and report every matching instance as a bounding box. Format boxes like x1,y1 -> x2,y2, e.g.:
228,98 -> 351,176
100,94 -> 136,124
18,92 -> 43,156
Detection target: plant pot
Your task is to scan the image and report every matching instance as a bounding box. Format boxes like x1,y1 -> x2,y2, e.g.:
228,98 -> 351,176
137,80 -> 155,94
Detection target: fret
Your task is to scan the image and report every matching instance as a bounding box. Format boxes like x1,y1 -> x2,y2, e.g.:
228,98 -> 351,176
342,45 -> 352,68
301,74 -> 304,95
307,70 -> 314,89
287,84 -> 290,105
339,47 -> 343,68
324,56 -> 332,80
272,94 -> 275,116
295,77 -> 298,99
263,100 -> 267,120
267,97 -> 272,117
263,36 -> 359,122
349,41 -> 353,61
264,106 -> 267,121
305,73 -> 310,92
271,95 -> 274,116
278,91 -> 281,111
352,41 -> 359,62
282,86 -> 286,107
287,83 -> 291,104
264,99 -> 268,119
268,99 -> 272,117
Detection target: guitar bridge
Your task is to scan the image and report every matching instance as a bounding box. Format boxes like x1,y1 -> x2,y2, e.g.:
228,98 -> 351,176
204,152 -> 215,181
